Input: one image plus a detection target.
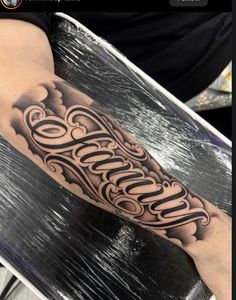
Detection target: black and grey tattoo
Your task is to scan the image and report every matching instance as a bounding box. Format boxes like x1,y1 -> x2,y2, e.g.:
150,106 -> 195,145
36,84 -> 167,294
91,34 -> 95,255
11,81 -> 212,246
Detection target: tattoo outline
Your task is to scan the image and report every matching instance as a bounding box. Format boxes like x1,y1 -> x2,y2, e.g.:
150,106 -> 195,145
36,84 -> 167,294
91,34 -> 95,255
11,82 -> 211,246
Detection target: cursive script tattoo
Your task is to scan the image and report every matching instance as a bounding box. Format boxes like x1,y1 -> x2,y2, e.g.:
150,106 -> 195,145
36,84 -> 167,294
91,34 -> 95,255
11,81 -> 211,246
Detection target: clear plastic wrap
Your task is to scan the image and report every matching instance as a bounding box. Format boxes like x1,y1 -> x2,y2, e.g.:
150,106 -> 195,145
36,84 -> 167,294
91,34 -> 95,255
0,13 -> 231,300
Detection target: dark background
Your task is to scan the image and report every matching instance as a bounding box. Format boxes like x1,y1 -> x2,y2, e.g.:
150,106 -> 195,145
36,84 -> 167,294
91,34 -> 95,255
0,0 -> 232,12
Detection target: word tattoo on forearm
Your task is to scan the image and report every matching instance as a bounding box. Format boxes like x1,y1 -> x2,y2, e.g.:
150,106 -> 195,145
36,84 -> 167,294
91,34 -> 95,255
11,82 -> 211,245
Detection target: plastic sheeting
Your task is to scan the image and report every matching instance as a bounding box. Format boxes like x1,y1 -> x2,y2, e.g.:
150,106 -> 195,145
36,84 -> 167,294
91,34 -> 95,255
0,13 -> 231,300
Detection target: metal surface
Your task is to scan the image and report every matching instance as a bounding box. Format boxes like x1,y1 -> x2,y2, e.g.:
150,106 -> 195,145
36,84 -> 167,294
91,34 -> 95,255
0,14 -> 231,300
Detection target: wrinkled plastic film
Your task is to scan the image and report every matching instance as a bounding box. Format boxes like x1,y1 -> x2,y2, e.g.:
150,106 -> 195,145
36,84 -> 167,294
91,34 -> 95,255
0,14 -> 231,300
52,16 -> 231,212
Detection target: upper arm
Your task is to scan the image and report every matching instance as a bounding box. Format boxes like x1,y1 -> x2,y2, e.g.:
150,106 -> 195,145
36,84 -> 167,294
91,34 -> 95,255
0,19 -> 55,110
0,18 -> 54,71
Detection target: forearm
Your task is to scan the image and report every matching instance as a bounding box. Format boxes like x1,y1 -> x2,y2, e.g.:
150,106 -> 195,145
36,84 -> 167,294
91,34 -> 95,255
0,72 -> 230,249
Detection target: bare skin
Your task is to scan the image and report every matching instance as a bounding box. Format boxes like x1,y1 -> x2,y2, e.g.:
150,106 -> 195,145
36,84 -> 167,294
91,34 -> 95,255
0,19 -> 232,300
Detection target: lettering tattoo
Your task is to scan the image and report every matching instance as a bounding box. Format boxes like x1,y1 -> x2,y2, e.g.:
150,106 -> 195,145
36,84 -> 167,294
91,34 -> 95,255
11,81 -> 212,246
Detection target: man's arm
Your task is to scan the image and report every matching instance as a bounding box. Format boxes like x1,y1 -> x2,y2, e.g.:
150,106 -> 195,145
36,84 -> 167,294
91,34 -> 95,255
0,19 -> 231,300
